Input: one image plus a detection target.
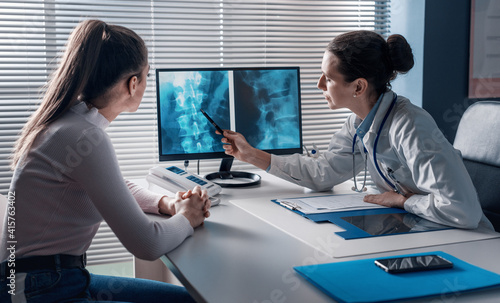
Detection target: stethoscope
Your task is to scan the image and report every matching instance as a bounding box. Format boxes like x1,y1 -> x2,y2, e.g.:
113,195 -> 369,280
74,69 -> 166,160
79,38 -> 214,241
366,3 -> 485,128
351,93 -> 406,196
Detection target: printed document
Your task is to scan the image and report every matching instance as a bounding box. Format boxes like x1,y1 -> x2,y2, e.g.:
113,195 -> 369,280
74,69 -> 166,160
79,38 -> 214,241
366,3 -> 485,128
276,193 -> 386,214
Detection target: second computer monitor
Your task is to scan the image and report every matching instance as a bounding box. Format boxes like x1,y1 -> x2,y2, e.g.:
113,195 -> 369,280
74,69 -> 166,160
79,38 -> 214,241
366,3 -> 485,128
156,66 -> 303,162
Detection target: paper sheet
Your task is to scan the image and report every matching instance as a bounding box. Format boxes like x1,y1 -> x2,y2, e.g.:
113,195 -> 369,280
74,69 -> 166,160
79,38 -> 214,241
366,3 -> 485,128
276,193 -> 386,214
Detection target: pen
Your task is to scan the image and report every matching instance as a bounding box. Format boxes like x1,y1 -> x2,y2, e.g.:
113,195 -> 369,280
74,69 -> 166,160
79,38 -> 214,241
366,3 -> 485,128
279,200 -> 301,211
200,109 -> 224,135
311,143 -> 320,158
387,167 -> 406,197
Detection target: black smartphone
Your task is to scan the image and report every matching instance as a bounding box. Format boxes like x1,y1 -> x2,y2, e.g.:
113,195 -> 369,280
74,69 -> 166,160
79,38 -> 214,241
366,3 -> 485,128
374,254 -> 453,274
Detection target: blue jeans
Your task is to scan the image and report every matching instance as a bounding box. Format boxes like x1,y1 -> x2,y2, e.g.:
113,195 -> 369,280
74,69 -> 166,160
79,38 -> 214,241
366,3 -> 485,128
0,267 -> 195,303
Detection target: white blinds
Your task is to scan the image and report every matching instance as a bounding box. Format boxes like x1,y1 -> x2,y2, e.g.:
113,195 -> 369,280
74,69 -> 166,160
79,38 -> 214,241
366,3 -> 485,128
0,0 -> 390,265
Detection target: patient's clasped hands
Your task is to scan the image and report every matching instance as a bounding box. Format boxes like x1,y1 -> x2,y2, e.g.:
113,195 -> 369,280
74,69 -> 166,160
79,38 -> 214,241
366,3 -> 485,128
159,186 -> 211,228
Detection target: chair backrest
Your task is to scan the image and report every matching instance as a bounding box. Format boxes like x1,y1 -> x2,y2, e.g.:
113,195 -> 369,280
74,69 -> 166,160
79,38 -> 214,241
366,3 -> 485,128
454,101 -> 500,231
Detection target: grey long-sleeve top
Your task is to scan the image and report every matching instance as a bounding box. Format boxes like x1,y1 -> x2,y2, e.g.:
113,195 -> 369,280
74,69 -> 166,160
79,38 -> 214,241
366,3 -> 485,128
1,102 -> 193,262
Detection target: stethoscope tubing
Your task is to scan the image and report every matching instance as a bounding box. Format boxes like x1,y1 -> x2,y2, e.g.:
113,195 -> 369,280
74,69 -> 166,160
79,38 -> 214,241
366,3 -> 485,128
352,93 -> 400,194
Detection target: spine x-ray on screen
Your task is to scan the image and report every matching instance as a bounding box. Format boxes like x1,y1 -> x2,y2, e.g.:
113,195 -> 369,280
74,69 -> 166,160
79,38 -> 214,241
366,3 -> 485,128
156,67 -> 302,161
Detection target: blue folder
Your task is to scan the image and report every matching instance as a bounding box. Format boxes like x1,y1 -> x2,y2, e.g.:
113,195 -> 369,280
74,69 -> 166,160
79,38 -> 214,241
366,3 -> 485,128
294,251 -> 500,303
272,199 -> 452,239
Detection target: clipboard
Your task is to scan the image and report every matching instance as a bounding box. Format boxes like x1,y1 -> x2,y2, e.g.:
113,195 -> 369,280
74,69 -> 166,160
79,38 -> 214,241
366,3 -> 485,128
271,196 -> 452,239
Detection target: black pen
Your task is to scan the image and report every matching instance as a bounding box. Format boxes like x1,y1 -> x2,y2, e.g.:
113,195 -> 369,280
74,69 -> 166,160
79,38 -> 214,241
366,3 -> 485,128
200,109 -> 224,135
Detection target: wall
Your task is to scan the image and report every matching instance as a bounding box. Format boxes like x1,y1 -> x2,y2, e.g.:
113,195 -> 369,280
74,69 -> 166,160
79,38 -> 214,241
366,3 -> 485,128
421,0 -> 500,142
392,0 -> 499,143
421,0 -> 472,142
390,0 -> 426,108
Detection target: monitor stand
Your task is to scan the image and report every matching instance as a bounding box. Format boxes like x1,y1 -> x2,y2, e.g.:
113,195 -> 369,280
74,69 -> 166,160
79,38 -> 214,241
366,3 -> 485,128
204,157 -> 261,187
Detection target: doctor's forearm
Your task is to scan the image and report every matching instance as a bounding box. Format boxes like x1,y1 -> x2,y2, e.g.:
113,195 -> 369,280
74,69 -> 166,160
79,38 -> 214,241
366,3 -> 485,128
403,194 -> 481,229
244,148 -> 271,171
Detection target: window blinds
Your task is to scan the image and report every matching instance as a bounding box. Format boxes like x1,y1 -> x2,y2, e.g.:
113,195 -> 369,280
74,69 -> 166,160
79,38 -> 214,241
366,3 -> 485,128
0,0 -> 390,265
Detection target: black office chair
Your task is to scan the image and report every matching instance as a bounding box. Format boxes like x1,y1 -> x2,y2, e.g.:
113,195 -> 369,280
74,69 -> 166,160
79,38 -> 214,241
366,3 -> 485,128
453,101 -> 500,231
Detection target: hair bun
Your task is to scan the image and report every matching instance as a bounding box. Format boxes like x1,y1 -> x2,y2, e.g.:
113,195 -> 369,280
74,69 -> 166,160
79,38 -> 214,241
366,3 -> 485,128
387,34 -> 414,74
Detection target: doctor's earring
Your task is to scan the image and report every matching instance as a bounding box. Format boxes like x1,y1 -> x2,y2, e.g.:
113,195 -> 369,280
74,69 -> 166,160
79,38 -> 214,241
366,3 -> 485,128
353,94 -> 357,98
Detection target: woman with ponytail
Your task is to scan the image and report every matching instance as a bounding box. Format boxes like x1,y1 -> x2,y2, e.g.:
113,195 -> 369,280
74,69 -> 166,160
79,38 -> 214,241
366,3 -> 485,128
220,31 -> 493,230
1,20 -> 207,302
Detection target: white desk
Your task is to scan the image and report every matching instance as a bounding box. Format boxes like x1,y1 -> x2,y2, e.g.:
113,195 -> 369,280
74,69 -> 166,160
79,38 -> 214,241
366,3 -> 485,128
147,172 -> 500,303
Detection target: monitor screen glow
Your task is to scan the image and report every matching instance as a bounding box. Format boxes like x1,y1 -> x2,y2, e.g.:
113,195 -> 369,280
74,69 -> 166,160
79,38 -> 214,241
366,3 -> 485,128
156,67 -> 303,161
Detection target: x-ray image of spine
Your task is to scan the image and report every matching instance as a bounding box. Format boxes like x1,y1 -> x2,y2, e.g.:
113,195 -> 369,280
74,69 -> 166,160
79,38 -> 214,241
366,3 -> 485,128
158,71 -> 230,155
233,70 -> 300,150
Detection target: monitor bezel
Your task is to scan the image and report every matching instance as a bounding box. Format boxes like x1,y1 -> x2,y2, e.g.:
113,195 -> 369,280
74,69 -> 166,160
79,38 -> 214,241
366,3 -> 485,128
155,66 -> 303,162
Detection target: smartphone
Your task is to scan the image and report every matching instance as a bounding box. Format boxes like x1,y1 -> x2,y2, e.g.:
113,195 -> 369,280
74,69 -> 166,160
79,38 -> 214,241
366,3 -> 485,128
374,254 -> 453,274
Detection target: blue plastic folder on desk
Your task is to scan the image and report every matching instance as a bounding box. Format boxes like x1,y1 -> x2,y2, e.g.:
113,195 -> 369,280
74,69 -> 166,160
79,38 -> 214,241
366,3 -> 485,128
294,251 -> 500,303
271,197 -> 452,239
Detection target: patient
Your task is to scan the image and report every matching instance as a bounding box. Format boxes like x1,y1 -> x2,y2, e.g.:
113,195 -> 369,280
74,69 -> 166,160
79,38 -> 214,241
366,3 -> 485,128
0,19 -> 208,302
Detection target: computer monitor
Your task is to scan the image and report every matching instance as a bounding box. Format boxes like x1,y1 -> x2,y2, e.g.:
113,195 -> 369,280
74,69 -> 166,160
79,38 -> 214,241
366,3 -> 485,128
155,66 -> 303,186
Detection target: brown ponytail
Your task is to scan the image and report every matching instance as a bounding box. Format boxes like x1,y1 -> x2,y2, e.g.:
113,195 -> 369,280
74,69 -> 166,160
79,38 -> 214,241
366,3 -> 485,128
326,30 -> 414,97
11,19 -> 147,169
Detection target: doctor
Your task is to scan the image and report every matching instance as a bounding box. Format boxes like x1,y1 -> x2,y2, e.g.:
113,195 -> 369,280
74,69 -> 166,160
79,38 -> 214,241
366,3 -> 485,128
220,30 -> 493,230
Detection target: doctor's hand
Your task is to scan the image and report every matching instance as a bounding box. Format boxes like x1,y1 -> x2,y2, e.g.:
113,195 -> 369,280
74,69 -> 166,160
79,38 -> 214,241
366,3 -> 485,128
363,191 -> 413,209
219,130 -> 271,171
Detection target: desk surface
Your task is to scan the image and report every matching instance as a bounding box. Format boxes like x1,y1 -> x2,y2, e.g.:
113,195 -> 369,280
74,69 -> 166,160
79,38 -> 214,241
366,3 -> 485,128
143,172 -> 500,303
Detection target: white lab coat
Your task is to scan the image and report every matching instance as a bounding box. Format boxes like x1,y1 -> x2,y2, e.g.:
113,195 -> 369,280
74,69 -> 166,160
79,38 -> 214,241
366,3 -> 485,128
269,91 -> 493,230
